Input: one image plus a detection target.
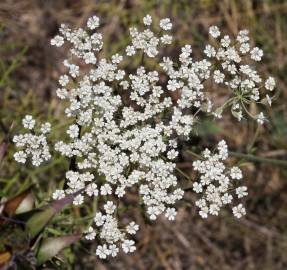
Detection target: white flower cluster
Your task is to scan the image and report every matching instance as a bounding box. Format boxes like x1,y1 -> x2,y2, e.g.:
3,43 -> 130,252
13,115 -> 51,166
13,15 -> 276,259
205,26 -> 276,123
87,204 -> 139,258
192,141 -> 247,218
126,15 -> 173,57
49,15 -> 193,258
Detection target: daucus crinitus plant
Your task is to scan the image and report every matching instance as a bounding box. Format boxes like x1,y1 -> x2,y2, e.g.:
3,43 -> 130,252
13,15 -> 276,259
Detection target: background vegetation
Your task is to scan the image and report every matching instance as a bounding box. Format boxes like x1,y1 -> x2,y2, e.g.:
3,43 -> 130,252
0,0 -> 287,269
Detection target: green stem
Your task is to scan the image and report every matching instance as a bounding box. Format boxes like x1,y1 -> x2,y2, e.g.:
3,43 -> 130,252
186,150 -> 202,159
247,125 -> 260,153
229,151 -> 287,167
175,167 -> 191,181
161,155 -> 191,180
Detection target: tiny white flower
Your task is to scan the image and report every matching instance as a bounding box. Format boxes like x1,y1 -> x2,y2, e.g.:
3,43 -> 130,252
86,183 -> 98,197
59,75 -> 69,86
204,45 -> 216,57
67,124 -> 79,139
52,189 -> 65,200
237,30 -> 249,43
193,182 -> 203,193
84,52 -> 97,64
40,122 -> 51,134
109,244 -> 119,257
73,194 -> 84,205
221,194 -> 233,204
167,149 -> 178,160
94,212 -> 106,226
87,15 -> 100,30
236,186 -> 248,198
221,35 -> 231,48
230,167 -> 242,180
160,34 -> 172,45
213,70 -> 225,83
143,14 -> 152,26
126,45 -> 136,56
100,184 -> 112,195
14,151 -> 27,163
96,244 -> 110,259
265,77 -> 276,91
165,207 -> 177,221
122,240 -> 136,253
250,47 -> 263,61
126,221 -> 139,234
159,18 -> 172,30
232,204 -> 246,218
22,115 -> 35,130
104,201 -> 116,214
209,26 -> 220,38
199,207 -> 209,218
111,54 -> 123,64
85,226 -> 96,240
239,43 -> 250,54
50,35 -> 64,47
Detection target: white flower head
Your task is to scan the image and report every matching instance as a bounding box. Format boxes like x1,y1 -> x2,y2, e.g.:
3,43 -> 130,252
265,77 -> 276,91
51,35 -> 64,47
165,207 -> 177,221
143,14 -> 152,26
87,15 -> 100,30
209,26 -> 220,38
22,115 -> 35,130
159,18 -> 172,30
52,189 -> 65,200
13,14 -> 278,259
14,151 -> 27,164
126,221 -> 139,234
232,204 -> 246,218
67,124 -> 79,139
250,47 -> 263,61
122,240 -> 136,253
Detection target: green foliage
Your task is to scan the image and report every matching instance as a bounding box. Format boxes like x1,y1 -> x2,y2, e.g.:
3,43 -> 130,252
0,189 -> 81,268
37,234 -> 81,265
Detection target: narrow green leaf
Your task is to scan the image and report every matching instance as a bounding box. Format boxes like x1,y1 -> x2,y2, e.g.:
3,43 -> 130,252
25,193 -> 78,238
37,234 -> 81,265
15,193 -> 34,214
3,188 -> 32,217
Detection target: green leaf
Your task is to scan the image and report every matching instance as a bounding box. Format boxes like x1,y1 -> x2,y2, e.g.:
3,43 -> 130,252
15,193 -> 34,214
25,193 -> 77,238
25,207 -> 55,239
37,234 -> 81,265
3,188 -> 32,217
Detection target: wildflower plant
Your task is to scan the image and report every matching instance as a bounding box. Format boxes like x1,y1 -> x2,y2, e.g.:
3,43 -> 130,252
13,15 -> 276,259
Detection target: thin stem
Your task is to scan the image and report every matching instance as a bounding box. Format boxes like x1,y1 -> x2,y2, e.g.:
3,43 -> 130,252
229,151 -> 287,167
175,167 -> 191,181
240,100 -> 256,119
0,215 -> 26,225
140,51 -> 145,66
186,150 -> 202,159
247,125 -> 260,153
161,155 -> 191,180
